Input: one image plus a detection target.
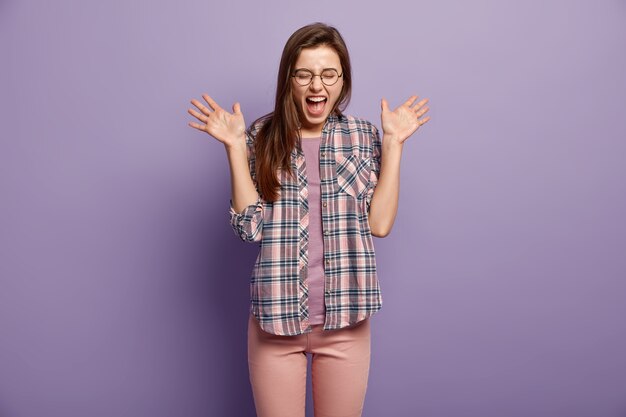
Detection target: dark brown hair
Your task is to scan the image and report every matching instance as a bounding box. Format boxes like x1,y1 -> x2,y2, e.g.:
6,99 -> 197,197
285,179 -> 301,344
250,22 -> 352,202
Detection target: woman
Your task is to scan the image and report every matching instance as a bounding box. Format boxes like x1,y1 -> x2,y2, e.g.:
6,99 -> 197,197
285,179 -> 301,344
188,22 -> 429,417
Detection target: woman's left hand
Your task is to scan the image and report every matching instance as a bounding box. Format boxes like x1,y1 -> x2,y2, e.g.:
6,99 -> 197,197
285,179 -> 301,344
381,95 -> 430,145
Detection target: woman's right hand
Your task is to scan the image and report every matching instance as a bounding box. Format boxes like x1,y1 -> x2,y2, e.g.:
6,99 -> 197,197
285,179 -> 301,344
188,94 -> 246,149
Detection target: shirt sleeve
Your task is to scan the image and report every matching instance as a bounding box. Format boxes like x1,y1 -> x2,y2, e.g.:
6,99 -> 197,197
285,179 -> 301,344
365,123 -> 382,215
228,130 -> 264,243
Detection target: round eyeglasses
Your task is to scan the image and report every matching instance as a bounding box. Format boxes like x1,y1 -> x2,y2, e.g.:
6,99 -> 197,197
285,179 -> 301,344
292,68 -> 343,86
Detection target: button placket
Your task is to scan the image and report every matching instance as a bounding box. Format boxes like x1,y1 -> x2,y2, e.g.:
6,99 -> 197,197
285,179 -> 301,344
296,153 -> 310,320
320,129 -> 333,304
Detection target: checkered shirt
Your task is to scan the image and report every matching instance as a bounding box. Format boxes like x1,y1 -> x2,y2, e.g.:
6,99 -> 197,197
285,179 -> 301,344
229,113 -> 382,336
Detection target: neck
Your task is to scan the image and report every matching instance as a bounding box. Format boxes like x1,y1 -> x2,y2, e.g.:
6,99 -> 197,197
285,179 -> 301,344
299,126 -> 322,138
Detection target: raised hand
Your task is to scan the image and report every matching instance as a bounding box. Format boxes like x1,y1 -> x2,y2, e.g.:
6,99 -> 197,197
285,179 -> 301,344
381,95 -> 430,145
188,94 -> 246,149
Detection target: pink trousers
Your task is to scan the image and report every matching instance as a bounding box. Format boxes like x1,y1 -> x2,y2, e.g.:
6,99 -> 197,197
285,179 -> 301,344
247,313 -> 371,417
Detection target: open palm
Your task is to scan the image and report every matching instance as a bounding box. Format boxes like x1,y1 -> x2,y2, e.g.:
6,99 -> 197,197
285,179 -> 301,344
187,94 -> 246,148
381,95 -> 430,144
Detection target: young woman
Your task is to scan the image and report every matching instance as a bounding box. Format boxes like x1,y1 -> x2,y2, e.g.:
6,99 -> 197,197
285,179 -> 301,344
188,22 -> 429,417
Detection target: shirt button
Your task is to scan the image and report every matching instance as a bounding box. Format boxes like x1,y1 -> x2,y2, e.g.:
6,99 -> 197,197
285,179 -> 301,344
324,230 -> 330,236
322,202 -> 327,207
321,152 -> 326,157
325,259 -> 330,265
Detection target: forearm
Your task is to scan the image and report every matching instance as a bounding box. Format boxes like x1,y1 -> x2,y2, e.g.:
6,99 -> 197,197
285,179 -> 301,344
226,140 -> 260,213
368,137 -> 403,237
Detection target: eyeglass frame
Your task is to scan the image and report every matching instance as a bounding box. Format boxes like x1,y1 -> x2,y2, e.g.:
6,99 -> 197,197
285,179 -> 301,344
291,68 -> 343,86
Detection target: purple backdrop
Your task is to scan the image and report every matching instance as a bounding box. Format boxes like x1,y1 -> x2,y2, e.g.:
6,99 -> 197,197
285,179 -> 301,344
1,0 -> 625,416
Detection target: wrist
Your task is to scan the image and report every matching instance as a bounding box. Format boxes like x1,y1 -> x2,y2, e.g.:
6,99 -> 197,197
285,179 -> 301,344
382,133 -> 404,149
224,134 -> 247,153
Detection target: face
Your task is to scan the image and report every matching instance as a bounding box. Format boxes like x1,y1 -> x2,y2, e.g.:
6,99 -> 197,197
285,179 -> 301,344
291,45 -> 344,137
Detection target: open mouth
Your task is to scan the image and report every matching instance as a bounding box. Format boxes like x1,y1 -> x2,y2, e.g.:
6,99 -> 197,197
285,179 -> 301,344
306,96 -> 327,116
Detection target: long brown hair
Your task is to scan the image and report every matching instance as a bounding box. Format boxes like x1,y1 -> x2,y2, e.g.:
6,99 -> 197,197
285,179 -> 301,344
250,22 -> 352,202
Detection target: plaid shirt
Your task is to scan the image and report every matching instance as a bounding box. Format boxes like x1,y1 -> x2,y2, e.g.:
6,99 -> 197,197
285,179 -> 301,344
229,113 -> 382,336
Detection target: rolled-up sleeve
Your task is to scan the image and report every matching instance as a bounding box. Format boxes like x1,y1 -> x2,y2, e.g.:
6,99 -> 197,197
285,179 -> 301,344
365,123 -> 382,214
228,129 -> 265,243
229,196 -> 264,242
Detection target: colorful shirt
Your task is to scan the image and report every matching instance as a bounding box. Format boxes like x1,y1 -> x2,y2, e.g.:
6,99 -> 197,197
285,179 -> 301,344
228,113 -> 383,336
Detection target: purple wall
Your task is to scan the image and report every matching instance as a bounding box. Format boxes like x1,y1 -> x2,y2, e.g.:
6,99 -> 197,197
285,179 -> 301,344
1,0 -> 625,416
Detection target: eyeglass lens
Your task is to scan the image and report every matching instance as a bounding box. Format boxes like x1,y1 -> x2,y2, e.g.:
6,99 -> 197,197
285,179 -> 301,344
293,69 -> 340,86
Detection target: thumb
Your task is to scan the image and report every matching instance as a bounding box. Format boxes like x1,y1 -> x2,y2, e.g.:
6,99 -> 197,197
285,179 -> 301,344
232,102 -> 242,115
381,98 -> 389,113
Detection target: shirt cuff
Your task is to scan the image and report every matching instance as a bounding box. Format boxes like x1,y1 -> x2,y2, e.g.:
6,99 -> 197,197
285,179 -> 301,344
229,197 -> 264,241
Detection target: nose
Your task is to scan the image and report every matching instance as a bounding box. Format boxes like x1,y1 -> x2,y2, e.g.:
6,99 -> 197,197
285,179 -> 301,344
309,75 -> 324,91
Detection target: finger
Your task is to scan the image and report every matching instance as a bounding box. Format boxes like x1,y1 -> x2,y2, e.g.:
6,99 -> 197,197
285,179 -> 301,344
381,98 -> 390,113
415,106 -> 430,117
202,94 -> 221,112
233,102 -> 241,115
411,98 -> 429,112
418,116 -> 431,125
403,95 -> 418,107
188,108 -> 208,123
188,121 -> 207,132
190,98 -> 213,116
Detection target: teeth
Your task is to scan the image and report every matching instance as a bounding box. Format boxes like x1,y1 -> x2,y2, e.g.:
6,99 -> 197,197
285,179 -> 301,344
307,97 -> 326,102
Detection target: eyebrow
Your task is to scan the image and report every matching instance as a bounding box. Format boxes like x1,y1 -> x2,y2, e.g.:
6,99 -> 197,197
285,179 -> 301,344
293,67 -> 340,72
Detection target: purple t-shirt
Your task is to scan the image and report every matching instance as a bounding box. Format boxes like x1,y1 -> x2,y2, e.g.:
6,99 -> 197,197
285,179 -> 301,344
300,137 -> 326,325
